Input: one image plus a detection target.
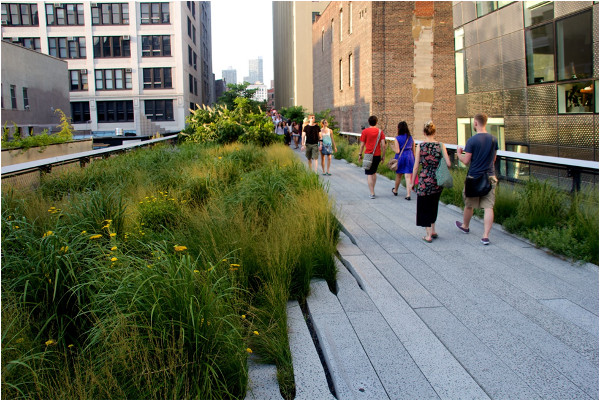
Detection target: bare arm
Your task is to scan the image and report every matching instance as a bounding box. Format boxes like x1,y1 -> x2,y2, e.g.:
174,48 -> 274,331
456,146 -> 472,165
411,144 -> 421,186
392,138 -> 399,154
331,131 -> 337,151
380,138 -> 386,161
358,141 -> 366,160
442,144 -> 451,167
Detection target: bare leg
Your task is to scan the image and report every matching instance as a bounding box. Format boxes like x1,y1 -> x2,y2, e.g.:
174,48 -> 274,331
307,158 -> 313,172
312,159 -> 318,172
326,155 -> 332,173
425,226 -> 433,240
320,154 -> 325,173
431,222 -> 437,236
367,175 -> 377,196
462,206 -> 474,229
404,173 -> 413,197
483,208 -> 494,238
394,174 -> 401,193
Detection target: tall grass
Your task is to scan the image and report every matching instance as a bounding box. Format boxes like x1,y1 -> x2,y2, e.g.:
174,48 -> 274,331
2,142 -> 339,399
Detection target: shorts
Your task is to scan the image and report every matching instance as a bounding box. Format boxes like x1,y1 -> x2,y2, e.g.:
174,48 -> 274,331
463,176 -> 498,209
305,143 -> 319,160
321,143 -> 333,155
364,155 -> 381,175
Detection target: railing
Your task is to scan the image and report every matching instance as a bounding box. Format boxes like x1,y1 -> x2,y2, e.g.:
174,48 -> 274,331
1,134 -> 179,181
339,132 -> 599,192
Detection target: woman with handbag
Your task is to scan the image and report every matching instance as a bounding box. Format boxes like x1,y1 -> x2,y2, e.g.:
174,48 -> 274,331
411,121 -> 451,243
391,121 -> 416,200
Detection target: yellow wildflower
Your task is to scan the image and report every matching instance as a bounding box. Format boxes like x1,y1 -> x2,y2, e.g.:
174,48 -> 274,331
45,339 -> 57,347
111,246 -> 117,251
89,234 -> 102,239
15,338 -> 24,344
102,224 -> 110,229
230,263 -> 240,268
68,344 -> 74,348
110,233 -> 116,237
110,257 -> 118,262
229,267 -> 238,271
103,219 -> 112,223
241,315 -> 246,319
246,348 -> 253,354
147,265 -> 152,268
13,225 -> 19,229
222,259 -> 227,262
194,269 -> 200,273
253,331 -> 259,336
218,156 -> 222,160
60,246 -> 68,253
173,245 -> 188,252
81,230 -> 87,234
43,231 -> 53,238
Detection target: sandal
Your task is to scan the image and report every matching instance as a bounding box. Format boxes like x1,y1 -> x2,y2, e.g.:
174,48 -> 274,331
392,188 -> 398,196
404,196 -> 411,201
422,236 -> 432,243
431,233 -> 438,239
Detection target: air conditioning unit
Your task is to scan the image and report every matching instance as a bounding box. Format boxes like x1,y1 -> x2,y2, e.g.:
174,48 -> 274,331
91,3 -> 98,7
125,68 -> 132,73
122,35 -> 130,40
54,3 -> 64,8
67,36 -> 75,41
80,69 -> 87,74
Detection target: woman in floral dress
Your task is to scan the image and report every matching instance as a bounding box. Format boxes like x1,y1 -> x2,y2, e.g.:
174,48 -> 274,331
411,121 -> 451,243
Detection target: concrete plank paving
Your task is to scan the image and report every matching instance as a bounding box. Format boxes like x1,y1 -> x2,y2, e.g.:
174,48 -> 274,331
284,147 -> 597,399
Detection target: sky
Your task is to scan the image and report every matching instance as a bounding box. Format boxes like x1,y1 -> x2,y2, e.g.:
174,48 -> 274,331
210,1 -> 274,87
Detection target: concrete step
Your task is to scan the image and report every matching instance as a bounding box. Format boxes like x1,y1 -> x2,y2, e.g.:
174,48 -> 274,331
245,355 -> 282,400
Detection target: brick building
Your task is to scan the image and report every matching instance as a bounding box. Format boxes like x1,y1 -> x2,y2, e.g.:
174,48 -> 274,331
312,1 -> 455,142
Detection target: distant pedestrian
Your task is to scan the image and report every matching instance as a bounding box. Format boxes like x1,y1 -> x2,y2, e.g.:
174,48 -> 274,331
283,121 -> 291,145
301,115 -> 321,172
455,113 -> 498,245
275,121 -> 285,137
292,122 -> 300,148
358,115 -> 386,199
319,120 -> 337,175
411,121 -> 451,243
391,121 -> 415,200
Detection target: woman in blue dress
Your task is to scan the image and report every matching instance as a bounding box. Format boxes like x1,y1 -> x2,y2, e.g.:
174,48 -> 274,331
391,121 -> 416,200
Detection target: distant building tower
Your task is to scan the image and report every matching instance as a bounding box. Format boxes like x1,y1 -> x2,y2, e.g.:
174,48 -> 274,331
214,79 -> 227,101
249,57 -> 264,84
222,68 -> 237,86
247,83 -> 267,102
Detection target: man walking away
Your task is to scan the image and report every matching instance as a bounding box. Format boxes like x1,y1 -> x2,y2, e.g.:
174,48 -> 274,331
301,115 -> 321,172
358,115 -> 386,199
455,113 -> 498,245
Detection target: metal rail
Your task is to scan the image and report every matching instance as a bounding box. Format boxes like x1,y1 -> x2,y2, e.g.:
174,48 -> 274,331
1,134 -> 179,179
339,131 -> 599,191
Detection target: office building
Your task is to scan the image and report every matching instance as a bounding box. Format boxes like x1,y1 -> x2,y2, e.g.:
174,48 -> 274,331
312,1 -> 456,141
452,1 -> 598,161
222,67 -> 237,85
247,82 -> 267,102
248,56 -> 263,84
273,1 -> 328,111
1,1 -> 214,136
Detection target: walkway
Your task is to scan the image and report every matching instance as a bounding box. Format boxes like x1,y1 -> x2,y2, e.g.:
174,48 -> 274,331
246,148 -> 599,400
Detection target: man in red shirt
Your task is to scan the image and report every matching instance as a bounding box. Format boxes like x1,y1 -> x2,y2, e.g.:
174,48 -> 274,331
358,115 -> 386,199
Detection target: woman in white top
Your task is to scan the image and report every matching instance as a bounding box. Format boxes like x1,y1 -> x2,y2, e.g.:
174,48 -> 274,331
318,120 -> 337,176
275,121 -> 285,136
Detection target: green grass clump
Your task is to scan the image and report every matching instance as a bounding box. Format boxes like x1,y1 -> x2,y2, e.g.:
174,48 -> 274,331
2,142 -> 339,399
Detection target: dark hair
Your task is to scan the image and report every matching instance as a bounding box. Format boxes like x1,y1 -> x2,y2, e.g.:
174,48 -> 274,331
368,115 -> 378,126
474,113 -> 488,126
423,121 -> 436,136
397,121 -> 411,137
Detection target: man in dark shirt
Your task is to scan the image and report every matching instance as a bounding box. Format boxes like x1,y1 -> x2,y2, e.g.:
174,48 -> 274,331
456,113 -> 499,245
301,115 -> 321,172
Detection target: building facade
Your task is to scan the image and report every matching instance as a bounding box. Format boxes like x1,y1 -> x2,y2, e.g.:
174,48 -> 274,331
312,1 -> 456,142
1,1 -> 213,136
247,82 -> 267,102
1,40 -> 69,135
273,1 -> 329,111
244,56 -> 263,84
453,1 -> 599,161
222,68 -> 237,86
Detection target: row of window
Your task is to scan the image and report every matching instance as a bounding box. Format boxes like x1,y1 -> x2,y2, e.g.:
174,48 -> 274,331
3,84 -> 28,110
188,46 -> 198,70
15,36 -> 172,59
70,68 -> 174,91
338,54 -> 354,91
71,100 -> 174,123
1,3 -> 169,26
320,2 -> 355,52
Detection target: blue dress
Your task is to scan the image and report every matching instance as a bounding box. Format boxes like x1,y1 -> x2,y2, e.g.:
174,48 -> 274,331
394,134 -> 415,174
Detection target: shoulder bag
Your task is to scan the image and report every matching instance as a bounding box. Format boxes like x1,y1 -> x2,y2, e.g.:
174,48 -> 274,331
435,143 -> 453,188
387,136 -> 409,171
464,173 -> 491,197
362,129 -> 382,170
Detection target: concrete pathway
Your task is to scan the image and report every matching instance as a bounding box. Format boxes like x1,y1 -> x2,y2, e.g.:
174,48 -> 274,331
249,148 -> 599,400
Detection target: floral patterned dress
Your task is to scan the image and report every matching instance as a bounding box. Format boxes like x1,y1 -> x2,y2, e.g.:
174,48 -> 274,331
415,142 -> 443,197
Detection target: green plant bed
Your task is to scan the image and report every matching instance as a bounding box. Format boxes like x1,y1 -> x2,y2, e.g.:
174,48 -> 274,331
1,142 -> 339,399
333,135 -> 598,264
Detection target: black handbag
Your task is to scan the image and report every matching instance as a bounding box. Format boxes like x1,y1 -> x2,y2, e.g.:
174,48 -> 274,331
464,173 -> 492,197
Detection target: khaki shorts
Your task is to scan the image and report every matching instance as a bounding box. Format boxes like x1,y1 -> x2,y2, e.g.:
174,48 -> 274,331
463,176 -> 498,209
305,143 -> 319,160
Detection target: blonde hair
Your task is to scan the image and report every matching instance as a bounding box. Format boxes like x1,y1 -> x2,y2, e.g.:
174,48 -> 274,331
423,121 -> 436,136
321,119 -> 328,127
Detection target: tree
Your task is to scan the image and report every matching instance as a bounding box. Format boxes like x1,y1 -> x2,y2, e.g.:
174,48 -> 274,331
217,83 -> 259,110
279,106 -> 306,124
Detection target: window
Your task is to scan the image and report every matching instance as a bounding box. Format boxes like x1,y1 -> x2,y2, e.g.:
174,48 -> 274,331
525,23 -> 554,84
93,36 -> 131,58
141,35 -> 171,57
22,88 -> 28,109
193,25 -> 196,45
143,68 -> 172,89
92,3 -> 129,25
191,1 -> 195,18
331,19 -> 334,43
1,3 -> 38,26
71,102 -> 90,123
339,8 -> 343,41
558,81 -> 595,114
7,37 -> 41,51
145,100 -> 174,121
349,2 -> 352,34
455,28 -> 468,94
339,59 -> 343,91
321,28 -> 325,52
189,74 -> 194,92
188,46 -> 193,66
524,1 -> 553,27
140,2 -> 169,24
49,37 -> 86,59
193,52 -> 197,70
46,3 -> 84,25
348,54 -> 353,87
97,100 -> 134,122
188,17 -> 192,38
70,70 -> 88,91
10,85 -> 17,109
556,11 -> 593,81
476,1 -> 497,17
95,69 -> 133,90
194,78 -> 198,96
